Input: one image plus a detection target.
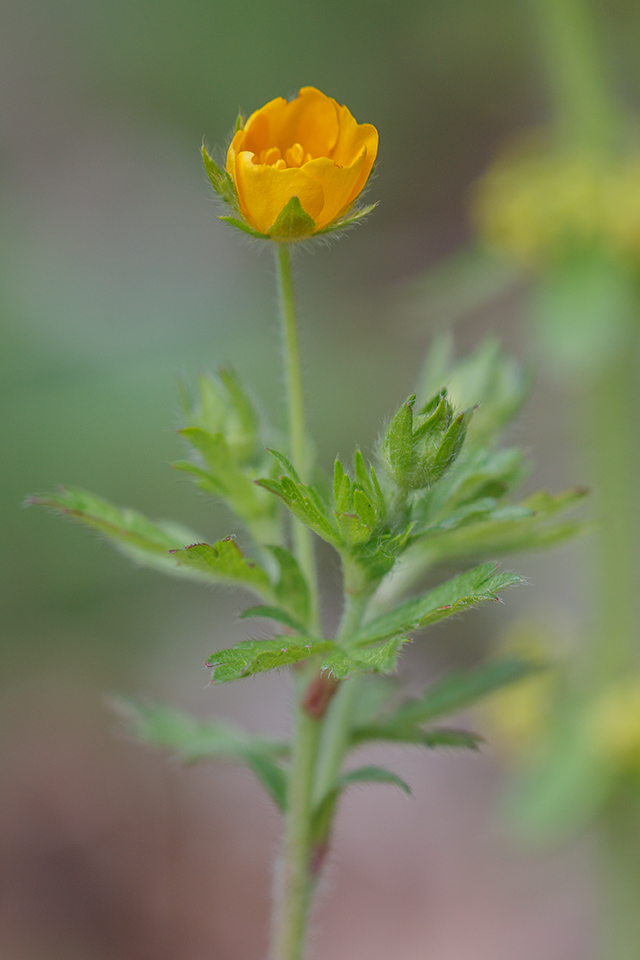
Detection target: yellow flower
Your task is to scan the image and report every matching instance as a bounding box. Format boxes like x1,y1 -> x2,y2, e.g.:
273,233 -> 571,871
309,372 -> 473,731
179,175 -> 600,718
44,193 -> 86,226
205,87 -> 378,240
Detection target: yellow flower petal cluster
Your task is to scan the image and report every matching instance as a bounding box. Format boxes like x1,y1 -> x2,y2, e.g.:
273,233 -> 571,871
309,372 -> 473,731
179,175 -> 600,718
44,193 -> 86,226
472,140 -> 640,267
225,87 -> 378,238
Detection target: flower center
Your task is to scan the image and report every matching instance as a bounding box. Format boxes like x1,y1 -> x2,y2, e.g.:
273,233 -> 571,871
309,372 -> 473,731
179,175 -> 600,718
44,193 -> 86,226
256,142 -> 313,170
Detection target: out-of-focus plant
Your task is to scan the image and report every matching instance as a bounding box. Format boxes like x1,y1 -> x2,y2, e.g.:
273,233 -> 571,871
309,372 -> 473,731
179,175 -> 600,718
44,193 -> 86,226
29,87 -> 584,960
403,0 -> 640,956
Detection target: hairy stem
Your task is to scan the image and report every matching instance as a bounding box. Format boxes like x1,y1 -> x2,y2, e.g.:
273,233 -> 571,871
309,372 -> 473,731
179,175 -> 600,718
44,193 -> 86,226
275,242 -> 320,634
270,671 -> 322,960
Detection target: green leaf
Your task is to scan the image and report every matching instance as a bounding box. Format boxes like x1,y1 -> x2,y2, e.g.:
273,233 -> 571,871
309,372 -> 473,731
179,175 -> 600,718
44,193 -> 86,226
267,545 -> 312,630
178,426 -> 270,521
351,564 -> 524,646
338,765 -> 412,794
267,196 -> 316,240
28,487 -> 206,580
170,539 -> 272,597
386,658 -> 542,728
207,636 -> 335,682
311,762 -> 410,843
256,476 -> 340,546
240,604 -> 308,634
219,215 -> 269,239
118,699 -> 288,810
414,487 -> 588,562
352,724 -> 482,750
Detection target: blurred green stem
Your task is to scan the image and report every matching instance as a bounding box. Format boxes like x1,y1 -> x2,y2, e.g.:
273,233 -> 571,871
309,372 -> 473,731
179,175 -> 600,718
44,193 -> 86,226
583,329 -> 640,685
531,0 -> 617,151
599,781 -> 640,960
275,243 -> 320,633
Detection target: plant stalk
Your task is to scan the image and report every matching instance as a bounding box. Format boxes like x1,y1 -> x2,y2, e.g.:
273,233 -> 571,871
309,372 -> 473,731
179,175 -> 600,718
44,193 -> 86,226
270,676 -> 322,960
275,242 -> 320,634
271,242 -> 324,960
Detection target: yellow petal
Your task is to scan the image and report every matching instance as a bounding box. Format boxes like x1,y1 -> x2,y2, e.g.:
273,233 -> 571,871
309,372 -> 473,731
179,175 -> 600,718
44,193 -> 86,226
302,149 -> 370,229
331,103 -> 379,169
240,87 -> 340,160
233,151 -> 324,234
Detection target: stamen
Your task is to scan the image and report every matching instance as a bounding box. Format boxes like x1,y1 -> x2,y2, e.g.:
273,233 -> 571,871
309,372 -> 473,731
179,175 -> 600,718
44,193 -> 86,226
261,147 -> 282,165
285,142 -> 305,168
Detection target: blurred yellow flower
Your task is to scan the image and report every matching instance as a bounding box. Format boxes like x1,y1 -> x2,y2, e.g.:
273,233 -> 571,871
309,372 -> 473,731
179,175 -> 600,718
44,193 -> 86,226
225,86 -> 378,238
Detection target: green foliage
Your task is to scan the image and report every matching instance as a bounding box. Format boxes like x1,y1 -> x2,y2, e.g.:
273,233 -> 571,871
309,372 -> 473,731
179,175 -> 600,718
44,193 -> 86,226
175,370 -> 279,544
256,450 -> 341,547
119,699 -> 288,810
169,539 -> 273,597
266,544 -> 312,630
384,657 -> 542,728
311,764 -> 411,844
323,636 -> 409,679
207,636 -> 335,682
351,564 -> 524,647
267,196 -> 317,240
27,487 -> 205,580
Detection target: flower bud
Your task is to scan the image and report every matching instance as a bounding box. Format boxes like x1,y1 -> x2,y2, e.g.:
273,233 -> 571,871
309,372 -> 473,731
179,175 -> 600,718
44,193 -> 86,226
381,391 -> 469,491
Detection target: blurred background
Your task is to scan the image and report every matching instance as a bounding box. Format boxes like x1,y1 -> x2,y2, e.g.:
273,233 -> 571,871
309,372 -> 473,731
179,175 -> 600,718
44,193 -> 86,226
3,1 -> 639,957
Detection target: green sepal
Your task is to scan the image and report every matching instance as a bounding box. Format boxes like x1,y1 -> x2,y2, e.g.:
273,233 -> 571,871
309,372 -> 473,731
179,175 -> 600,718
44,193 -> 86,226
351,563 -> 524,647
240,604 -> 309,635
267,196 -> 316,240
118,698 -> 288,810
315,202 -> 378,236
170,539 -> 273,598
219,216 -> 270,239
27,487 -> 205,581
201,144 -> 239,209
207,636 -> 335,682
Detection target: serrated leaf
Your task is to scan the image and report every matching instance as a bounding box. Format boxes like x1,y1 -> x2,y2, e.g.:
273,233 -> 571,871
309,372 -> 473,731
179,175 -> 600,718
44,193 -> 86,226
28,487 -> 207,580
256,477 -> 340,546
178,426 -> 272,524
351,723 -> 482,750
219,215 -> 269,239
170,539 -> 272,598
338,765 -> 412,794
267,447 -> 302,483
207,636 -> 335,682
240,604 -> 308,634
268,196 -> 316,240
352,564 -> 524,647
415,488 -> 588,562
386,658 -> 541,728
118,699 -> 288,810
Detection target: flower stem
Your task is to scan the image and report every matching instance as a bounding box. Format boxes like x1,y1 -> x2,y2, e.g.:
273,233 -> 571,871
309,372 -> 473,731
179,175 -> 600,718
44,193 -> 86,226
271,243 -> 324,960
275,242 -> 320,633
